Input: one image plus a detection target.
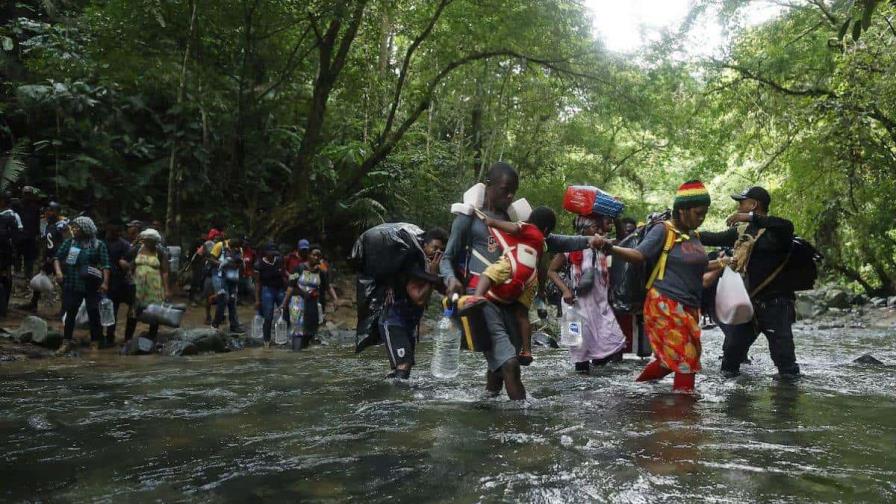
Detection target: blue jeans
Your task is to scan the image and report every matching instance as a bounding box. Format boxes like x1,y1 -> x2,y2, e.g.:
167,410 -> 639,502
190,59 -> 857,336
259,286 -> 285,342
213,277 -> 240,330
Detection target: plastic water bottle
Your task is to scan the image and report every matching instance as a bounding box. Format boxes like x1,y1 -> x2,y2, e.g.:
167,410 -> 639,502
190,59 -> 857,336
273,309 -> 288,345
560,301 -> 583,347
251,314 -> 264,340
431,295 -> 460,379
99,297 -> 115,327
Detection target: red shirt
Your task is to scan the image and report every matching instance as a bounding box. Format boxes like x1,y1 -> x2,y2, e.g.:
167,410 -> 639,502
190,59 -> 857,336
241,247 -> 256,276
285,251 -> 306,274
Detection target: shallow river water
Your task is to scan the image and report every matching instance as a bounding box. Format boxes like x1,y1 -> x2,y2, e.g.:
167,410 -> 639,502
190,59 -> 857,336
2,321 -> 895,503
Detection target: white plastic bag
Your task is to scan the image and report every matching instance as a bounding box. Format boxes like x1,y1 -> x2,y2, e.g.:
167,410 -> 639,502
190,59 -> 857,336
715,267 -> 754,325
63,300 -> 89,327
29,272 -> 54,294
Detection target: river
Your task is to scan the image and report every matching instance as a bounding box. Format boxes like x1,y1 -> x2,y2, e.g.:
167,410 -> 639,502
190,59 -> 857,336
1,320 -> 894,502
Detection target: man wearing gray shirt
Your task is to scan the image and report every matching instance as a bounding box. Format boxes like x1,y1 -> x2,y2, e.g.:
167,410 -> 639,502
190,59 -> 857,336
440,162 -> 602,400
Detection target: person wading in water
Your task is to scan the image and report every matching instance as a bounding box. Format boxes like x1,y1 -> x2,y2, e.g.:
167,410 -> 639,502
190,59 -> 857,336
440,162 -> 604,400
699,186 -> 801,379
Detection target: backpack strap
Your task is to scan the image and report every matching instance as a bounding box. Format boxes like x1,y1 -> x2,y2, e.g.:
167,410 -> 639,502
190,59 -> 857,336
645,221 -> 682,290
749,248 -> 792,298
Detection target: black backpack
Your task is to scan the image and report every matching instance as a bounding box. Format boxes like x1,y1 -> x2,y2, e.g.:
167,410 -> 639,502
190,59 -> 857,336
609,210 -> 671,314
752,237 -> 822,295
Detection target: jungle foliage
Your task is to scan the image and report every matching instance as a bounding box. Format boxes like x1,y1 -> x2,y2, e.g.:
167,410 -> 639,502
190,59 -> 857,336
1,0 -> 895,294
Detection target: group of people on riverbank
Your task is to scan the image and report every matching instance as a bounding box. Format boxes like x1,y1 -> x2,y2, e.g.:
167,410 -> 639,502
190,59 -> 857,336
367,162 -> 803,400
0,185 -> 340,355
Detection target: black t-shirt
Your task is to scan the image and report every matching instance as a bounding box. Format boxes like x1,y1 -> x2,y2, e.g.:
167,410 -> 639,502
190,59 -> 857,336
19,201 -> 41,238
254,255 -> 286,289
107,237 -> 133,287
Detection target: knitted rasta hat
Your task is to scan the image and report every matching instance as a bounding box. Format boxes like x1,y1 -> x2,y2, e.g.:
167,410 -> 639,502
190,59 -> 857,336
673,180 -> 711,210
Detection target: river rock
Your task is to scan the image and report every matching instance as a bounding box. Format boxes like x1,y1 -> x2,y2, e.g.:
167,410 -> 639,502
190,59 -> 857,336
824,288 -> 851,309
120,337 -> 157,356
162,340 -> 199,357
532,331 -> 559,348
173,328 -> 227,352
795,295 -> 826,319
888,296 -> 896,308
853,353 -> 884,365
20,316 -> 48,345
852,293 -> 868,306
871,297 -> 887,308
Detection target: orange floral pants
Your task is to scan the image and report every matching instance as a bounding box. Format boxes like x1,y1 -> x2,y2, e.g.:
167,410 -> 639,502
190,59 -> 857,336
643,288 -> 701,374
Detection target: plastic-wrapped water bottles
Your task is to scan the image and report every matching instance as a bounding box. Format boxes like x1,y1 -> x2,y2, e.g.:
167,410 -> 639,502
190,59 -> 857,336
99,297 -> 115,327
431,295 -> 460,379
251,314 -> 264,340
559,301 -> 583,348
273,309 -> 288,345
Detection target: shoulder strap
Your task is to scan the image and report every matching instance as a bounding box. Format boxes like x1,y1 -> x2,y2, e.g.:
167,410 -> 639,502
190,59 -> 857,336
749,248 -> 791,298
645,221 -> 678,290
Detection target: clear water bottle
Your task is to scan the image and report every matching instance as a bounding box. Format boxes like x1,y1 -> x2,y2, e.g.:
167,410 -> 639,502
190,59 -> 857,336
99,296 -> 115,327
273,309 -> 288,345
251,314 -> 264,340
559,301 -> 583,347
431,295 -> 460,379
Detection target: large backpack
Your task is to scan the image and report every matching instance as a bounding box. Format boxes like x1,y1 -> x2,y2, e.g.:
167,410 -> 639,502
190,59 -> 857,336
610,214 -> 687,314
750,236 -> 822,296
351,223 -> 427,353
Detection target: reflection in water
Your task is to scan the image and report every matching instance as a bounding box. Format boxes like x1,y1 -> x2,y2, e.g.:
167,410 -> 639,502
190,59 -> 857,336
0,325 -> 894,502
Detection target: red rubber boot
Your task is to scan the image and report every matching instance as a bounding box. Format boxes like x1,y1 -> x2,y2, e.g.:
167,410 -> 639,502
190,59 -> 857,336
672,372 -> 695,393
636,359 -> 673,382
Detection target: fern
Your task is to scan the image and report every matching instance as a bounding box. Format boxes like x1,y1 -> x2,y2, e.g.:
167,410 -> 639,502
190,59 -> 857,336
0,142 -> 27,192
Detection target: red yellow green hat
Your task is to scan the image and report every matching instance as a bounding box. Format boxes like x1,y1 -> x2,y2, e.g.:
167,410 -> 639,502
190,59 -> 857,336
674,180 -> 711,210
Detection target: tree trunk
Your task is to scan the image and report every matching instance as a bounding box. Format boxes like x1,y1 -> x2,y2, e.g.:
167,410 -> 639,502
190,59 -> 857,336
165,0 -> 197,244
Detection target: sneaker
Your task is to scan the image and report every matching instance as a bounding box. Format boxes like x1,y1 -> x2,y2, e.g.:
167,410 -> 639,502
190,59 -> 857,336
55,341 -> 73,356
230,325 -> 245,334
574,361 -> 590,374
721,369 -> 740,379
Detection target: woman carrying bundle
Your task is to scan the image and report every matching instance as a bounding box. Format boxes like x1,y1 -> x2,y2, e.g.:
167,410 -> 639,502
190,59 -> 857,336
593,181 -> 723,393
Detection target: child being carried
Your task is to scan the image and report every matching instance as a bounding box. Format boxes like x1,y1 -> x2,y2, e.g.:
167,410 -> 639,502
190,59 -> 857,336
473,206 -> 557,365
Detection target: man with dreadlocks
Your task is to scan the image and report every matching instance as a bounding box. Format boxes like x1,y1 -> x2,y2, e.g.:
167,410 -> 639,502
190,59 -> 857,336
53,216 -> 111,354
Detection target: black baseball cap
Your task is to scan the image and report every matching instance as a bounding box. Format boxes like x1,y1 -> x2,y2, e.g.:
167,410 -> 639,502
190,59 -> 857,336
731,186 -> 771,208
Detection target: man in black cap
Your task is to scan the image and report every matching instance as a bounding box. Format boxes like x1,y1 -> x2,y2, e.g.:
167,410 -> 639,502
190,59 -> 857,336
700,186 -> 801,379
